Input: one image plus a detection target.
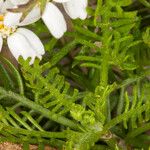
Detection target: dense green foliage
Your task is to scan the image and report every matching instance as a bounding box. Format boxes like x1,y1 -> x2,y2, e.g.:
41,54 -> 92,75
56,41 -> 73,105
0,0 -> 150,149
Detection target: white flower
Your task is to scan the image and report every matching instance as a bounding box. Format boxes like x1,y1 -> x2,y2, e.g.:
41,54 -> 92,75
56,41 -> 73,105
0,0 -> 45,64
5,0 -> 88,39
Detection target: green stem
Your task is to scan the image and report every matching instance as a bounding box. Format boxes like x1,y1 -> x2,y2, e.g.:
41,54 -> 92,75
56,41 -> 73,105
138,0 -> 150,8
117,87 -> 125,115
99,52 -> 110,122
1,56 -> 24,95
1,123 -> 66,139
0,135 -> 64,148
100,52 -> 109,87
50,40 -> 77,67
0,87 -> 79,130
99,2 -> 111,121
125,122 -> 150,141
104,104 -> 149,131
89,104 -> 150,143
94,0 -> 102,26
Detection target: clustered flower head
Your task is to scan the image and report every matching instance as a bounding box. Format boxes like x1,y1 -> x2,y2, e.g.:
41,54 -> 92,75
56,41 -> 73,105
42,0 -> 88,38
0,0 -> 88,64
0,0 -> 45,64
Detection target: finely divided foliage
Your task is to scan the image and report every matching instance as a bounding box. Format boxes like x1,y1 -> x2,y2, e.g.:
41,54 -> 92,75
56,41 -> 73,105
0,0 -> 150,150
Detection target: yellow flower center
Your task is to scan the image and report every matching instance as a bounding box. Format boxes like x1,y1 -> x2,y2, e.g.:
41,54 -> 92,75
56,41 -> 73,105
0,15 -> 4,28
0,15 -> 17,38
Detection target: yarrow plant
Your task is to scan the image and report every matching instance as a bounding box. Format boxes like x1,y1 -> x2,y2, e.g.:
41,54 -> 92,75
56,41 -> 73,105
6,0 -> 88,38
0,0 -> 150,150
0,0 -> 87,63
0,0 -> 45,64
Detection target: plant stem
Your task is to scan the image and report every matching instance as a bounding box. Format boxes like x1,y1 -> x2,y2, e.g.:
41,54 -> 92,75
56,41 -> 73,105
100,51 -> 110,122
100,52 -> 109,87
99,6 -> 111,121
117,87 -> 125,115
0,136 -> 64,148
0,56 -> 24,95
104,104 -> 149,131
138,0 -> 150,8
125,122 -> 150,140
1,123 -> 66,139
0,87 -> 79,130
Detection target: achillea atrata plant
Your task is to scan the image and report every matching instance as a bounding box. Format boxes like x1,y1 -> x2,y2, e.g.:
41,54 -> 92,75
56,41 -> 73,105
0,0 -> 150,149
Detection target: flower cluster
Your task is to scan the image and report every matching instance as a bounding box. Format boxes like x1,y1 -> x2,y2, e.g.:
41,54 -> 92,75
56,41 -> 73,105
0,0 -> 88,64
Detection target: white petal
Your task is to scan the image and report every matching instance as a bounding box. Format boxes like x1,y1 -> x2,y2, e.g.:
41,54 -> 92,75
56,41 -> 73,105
4,12 -> 22,27
16,28 -> 45,55
0,34 -> 3,52
0,0 -> 4,11
1,0 -> 14,13
10,0 -> 29,5
0,0 -> 3,5
42,2 -> 67,39
53,0 -> 70,2
7,32 -> 39,64
19,5 -> 41,26
63,0 -> 87,20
